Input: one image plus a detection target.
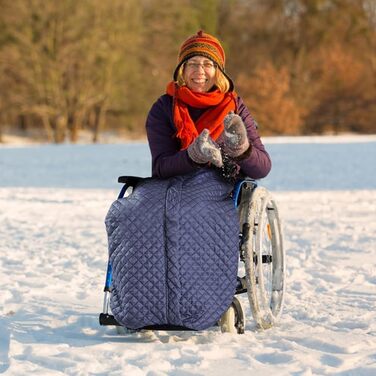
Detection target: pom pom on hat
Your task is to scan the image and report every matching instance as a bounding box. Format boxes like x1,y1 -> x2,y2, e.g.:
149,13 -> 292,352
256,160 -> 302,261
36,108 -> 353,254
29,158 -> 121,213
177,30 -> 225,70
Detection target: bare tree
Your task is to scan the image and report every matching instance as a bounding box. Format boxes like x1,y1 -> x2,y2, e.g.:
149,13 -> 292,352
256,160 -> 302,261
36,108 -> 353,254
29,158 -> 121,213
0,0 -> 142,142
0,0 -> 375,141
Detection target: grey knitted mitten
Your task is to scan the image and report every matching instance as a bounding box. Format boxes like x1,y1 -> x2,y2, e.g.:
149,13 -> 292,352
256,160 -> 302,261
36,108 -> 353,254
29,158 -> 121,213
187,129 -> 223,167
221,112 -> 250,157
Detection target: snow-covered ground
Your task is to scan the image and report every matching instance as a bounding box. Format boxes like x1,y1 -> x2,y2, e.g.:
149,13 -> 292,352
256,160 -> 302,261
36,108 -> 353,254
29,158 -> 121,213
1,135 -> 376,375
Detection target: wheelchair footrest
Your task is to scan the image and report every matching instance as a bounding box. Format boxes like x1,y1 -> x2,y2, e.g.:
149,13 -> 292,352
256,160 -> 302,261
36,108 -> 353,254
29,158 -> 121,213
141,324 -> 198,331
99,313 -> 121,326
99,314 -> 209,331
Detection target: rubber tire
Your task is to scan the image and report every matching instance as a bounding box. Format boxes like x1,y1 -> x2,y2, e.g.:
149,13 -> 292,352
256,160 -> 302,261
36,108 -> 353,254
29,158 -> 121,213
239,186 -> 286,329
219,297 -> 245,334
219,305 -> 237,333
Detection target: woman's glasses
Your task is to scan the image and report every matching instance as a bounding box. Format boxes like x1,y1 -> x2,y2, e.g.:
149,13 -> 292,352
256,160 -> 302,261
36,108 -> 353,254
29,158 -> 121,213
185,62 -> 217,71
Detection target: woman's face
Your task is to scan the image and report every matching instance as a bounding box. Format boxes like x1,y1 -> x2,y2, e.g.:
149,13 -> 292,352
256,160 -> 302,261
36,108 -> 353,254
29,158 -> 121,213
183,56 -> 217,93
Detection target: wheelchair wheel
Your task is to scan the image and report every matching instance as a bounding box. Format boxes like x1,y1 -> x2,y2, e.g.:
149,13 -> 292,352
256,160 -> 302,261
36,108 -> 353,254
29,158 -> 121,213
239,185 -> 285,329
219,297 -> 245,334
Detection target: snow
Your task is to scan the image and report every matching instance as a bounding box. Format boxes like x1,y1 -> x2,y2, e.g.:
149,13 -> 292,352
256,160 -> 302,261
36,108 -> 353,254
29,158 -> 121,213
1,135 -> 376,375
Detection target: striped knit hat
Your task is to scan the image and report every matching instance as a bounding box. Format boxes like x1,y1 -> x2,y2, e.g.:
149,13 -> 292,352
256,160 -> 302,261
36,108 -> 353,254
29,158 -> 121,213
173,30 -> 234,91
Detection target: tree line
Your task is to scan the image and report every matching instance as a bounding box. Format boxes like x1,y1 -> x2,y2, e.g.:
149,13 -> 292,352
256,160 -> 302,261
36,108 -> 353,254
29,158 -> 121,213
0,0 -> 375,143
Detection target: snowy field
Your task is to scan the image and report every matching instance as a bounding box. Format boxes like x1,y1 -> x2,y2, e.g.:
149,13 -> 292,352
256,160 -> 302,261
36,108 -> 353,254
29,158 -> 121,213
0,135 -> 376,375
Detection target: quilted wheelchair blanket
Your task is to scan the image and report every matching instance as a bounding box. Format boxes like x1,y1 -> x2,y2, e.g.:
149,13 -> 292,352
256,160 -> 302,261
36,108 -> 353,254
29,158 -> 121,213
105,169 -> 239,330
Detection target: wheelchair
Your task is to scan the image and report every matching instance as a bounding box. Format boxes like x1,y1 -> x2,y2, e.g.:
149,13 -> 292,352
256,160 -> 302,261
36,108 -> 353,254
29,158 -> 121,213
99,175 -> 285,334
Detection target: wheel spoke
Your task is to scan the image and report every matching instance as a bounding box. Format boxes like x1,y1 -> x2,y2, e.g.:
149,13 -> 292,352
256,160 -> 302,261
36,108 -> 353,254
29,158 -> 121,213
238,186 -> 285,330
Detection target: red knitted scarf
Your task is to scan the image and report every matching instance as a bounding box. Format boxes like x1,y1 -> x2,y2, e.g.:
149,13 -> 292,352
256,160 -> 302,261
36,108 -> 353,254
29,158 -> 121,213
166,82 -> 237,150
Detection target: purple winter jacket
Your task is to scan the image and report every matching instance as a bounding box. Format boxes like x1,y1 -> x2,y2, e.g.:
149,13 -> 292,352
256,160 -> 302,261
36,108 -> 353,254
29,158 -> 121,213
146,94 -> 271,179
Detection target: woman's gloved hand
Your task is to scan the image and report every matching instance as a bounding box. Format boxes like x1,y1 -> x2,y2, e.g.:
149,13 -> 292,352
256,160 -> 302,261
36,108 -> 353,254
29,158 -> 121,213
221,112 -> 250,157
187,129 -> 223,167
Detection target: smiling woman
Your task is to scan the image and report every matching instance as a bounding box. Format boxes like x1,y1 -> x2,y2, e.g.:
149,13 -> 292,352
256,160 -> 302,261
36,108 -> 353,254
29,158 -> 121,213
145,30 -> 271,180
181,57 -> 217,93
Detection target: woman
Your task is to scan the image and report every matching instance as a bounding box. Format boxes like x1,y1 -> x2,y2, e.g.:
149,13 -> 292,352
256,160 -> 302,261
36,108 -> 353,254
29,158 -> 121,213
146,30 -> 271,181
107,31 -> 272,331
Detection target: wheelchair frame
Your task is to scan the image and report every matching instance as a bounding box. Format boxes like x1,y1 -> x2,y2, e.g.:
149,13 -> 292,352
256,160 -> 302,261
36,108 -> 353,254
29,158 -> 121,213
99,175 -> 285,334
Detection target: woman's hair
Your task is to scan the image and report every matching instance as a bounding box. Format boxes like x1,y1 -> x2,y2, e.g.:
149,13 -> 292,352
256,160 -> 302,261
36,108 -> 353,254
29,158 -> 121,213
176,63 -> 231,93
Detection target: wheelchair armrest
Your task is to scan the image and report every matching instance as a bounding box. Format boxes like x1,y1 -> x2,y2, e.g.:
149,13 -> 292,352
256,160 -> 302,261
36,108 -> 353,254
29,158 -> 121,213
233,178 -> 257,208
117,176 -> 145,187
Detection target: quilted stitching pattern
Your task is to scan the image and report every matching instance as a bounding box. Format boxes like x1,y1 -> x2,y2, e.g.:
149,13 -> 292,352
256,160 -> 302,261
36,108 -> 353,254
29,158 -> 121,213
105,170 -> 239,330
105,178 -> 169,328
178,172 -> 238,329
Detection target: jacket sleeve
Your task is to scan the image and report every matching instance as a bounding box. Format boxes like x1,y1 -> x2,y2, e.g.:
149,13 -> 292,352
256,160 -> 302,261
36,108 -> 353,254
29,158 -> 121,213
146,95 -> 200,178
236,97 -> 272,179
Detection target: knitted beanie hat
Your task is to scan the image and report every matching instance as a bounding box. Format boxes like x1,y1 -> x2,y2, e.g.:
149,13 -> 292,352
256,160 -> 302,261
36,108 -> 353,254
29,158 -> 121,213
173,30 -> 234,91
